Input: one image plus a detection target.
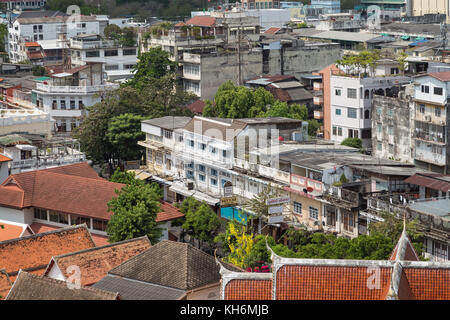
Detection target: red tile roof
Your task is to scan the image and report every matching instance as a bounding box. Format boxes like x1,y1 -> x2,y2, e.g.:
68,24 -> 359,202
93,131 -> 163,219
221,231 -> 450,300
0,225 -> 95,278
30,222 -> 108,247
0,164 -> 124,220
224,279 -> 272,300
175,22 -> 186,27
25,42 -> 40,47
186,16 -> 216,27
0,154 -> 12,162
186,99 -> 205,114
404,173 -> 450,193
264,27 -> 281,34
0,220 -> 33,242
45,237 -> 151,286
0,269 -> 12,299
157,202 -> 184,223
426,72 -> 450,82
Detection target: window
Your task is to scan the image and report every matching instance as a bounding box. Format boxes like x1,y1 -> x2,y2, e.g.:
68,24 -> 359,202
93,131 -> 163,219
293,201 -> 302,214
435,107 -> 441,117
124,64 -> 135,69
155,152 -> 163,164
335,88 -> 341,96
335,108 -> 341,115
210,146 -> 216,154
164,130 -> 173,139
60,100 -> 66,110
434,87 -> 443,96
198,174 -> 205,182
390,67 -> 399,75
123,49 -> 137,56
377,142 -> 382,151
433,241 -> 448,260
199,143 -> 206,150
211,168 -> 217,176
70,100 -> 76,110
389,144 -> 394,154
347,88 -> 357,99
188,139 -> 194,147
419,104 -> 425,113
364,110 -> 370,119
86,51 -> 100,57
72,215 -> 91,228
79,101 -> 84,109
198,164 -> 205,172
309,206 -> 318,220
222,150 -> 227,158
187,170 -> 194,178
347,108 -> 357,119
104,50 -> 118,57
388,126 -> 393,135
34,208 -> 47,220
332,126 -> 337,136
49,211 -> 69,224
343,212 -> 354,232
52,100 -> 57,110
93,219 -> 107,231
337,127 -> 342,136
421,85 -> 429,93
210,178 -> 217,186
105,64 -> 119,71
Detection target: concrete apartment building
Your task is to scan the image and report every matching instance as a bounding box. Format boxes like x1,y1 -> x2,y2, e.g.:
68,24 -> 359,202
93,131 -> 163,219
2,0 -> 46,10
411,72 -> 450,174
7,11 -> 100,63
33,62 -> 119,134
70,34 -> 138,82
371,84 -> 415,163
321,60 -> 411,150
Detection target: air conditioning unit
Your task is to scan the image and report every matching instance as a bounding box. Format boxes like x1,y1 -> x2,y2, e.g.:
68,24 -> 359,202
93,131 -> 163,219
425,116 -> 431,122
441,120 -> 446,125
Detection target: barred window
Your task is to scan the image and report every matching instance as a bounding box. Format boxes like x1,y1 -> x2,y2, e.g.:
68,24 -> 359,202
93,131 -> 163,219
293,201 -> 302,214
309,206 -> 318,220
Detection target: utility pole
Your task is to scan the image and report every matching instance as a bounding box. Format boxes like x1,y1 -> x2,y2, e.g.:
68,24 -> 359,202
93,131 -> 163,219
237,24 -> 241,85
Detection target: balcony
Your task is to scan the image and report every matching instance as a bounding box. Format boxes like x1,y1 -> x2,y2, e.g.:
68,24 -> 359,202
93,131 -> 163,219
70,39 -> 119,50
313,82 -> 323,91
414,130 -> 446,144
313,96 -> 323,105
314,110 -> 324,120
36,83 -> 119,94
11,158 -> 38,169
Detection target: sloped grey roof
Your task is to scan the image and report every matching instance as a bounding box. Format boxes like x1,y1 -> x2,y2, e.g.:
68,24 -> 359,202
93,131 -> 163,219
93,274 -> 186,300
142,116 -> 192,130
109,240 -> 241,290
6,271 -> 118,300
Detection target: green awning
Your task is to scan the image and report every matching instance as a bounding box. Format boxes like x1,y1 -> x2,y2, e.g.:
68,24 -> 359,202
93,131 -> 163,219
35,76 -> 50,81
415,37 -> 424,41
401,35 -> 409,40
381,33 -> 388,36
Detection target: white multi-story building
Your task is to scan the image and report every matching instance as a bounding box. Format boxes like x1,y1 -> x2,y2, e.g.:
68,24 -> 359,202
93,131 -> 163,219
3,0 -> 46,10
329,61 -> 410,150
70,34 -> 138,82
412,72 -> 450,174
33,62 -> 119,133
8,12 -> 100,63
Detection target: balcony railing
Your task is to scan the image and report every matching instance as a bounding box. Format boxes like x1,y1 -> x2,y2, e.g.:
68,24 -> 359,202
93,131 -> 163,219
11,159 -> 37,169
290,174 -> 323,194
36,83 -> 119,93
414,130 -> 446,144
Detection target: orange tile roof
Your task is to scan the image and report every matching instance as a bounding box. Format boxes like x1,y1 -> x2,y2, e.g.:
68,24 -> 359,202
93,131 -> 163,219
45,237 -> 151,286
264,27 -> 281,34
30,222 -> 108,246
221,231 -> 450,300
0,220 -> 33,242
0,164 -> 124,220
0,154 -> 12,162
0,224 -> 95,278
25,42 -> 40,47
156,202 -> 184,223
224,279 -> 272,300
0,269 -> 12,300
186,16 -> 216,27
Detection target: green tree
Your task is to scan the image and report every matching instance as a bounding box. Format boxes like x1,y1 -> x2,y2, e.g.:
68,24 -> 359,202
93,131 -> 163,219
181,197 -> 223,247
32,65 -> 46,76
127,47 -> 176,90
104,24 -> 122,41
109,167 -> 144,186
106,113 -> 145,162
341,137 -> 362,149
107,183 -> 163,244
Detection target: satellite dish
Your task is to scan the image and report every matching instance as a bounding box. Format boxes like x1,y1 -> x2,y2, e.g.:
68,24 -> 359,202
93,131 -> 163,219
307,187 -> 314,193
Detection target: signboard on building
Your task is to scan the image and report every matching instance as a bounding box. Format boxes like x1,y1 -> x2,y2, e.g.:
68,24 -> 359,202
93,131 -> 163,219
220,196 -> 237,207
268,215 -> 284,224
223,181 -> 233,198
268,205 -> 283,214
267,196 -> 290,206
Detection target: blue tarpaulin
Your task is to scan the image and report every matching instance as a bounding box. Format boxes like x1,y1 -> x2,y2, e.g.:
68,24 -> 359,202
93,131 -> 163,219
221,207 -> 248,225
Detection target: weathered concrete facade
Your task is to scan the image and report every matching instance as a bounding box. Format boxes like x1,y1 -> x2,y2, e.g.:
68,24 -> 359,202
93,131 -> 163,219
266,43 -> 341,79
371,91 -> 414,163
